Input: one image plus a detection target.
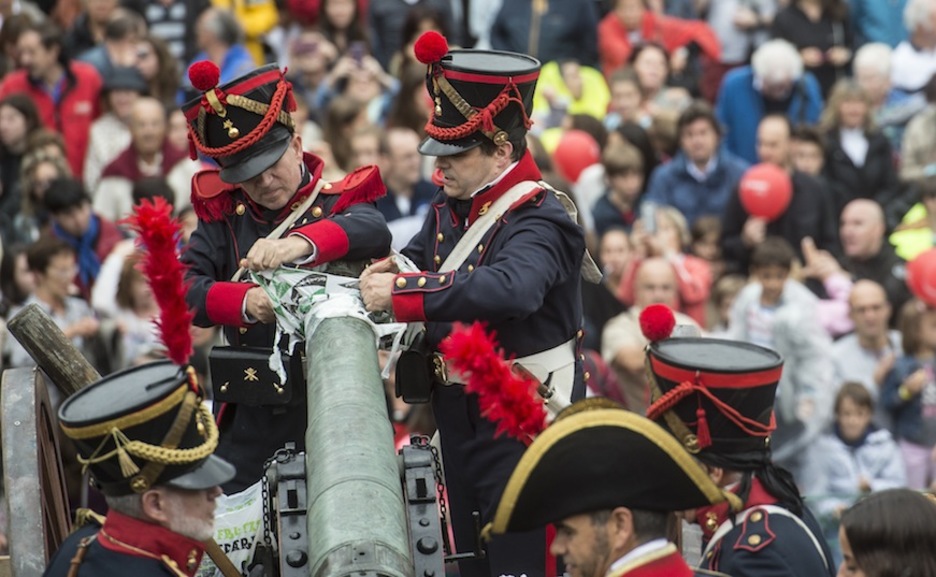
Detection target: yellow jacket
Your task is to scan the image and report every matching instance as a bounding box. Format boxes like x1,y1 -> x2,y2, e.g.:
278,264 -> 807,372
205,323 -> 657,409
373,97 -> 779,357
212,0 -> 279,65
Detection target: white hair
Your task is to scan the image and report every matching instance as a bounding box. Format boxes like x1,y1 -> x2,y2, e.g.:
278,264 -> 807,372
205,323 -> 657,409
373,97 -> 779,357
905,0 -> 936,33
751,39 -> 804,83
853,43 -> 893,77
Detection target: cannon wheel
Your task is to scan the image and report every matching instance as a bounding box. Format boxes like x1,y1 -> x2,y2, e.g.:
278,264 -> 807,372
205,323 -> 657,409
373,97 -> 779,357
2,368 -> 71,576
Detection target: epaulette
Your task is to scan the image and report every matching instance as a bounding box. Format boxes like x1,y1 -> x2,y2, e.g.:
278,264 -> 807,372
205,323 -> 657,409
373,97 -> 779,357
732,507 -> 776,553
190,168 -> 236,222
73,507 -> 106,529
329,164 -> 387,214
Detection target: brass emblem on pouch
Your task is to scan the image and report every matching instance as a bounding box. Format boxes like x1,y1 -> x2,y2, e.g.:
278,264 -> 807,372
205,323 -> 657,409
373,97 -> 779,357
244,368 -> 259,382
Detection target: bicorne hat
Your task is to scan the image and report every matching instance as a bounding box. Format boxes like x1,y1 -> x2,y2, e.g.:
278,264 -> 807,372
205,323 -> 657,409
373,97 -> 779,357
413,31 -> 539,157
488,402 -> 740,535
59,361 -> 235,495
182,61 -> 297,184
640,305 -> 782,466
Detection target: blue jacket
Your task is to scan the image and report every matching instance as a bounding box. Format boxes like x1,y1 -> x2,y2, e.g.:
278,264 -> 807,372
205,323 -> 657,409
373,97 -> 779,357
882,355 -> 934,445
642,150 -> 749,225
850,0 -> 909,47
716,67 -> 824,164
801,426 -> 906,517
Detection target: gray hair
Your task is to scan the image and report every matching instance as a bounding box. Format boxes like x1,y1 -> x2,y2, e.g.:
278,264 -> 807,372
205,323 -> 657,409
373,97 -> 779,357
853,43 -> 893,77
201,8 -> 243,47
751,39 -> 803,84
104,493 -> 145,518
905,0 -> 936,33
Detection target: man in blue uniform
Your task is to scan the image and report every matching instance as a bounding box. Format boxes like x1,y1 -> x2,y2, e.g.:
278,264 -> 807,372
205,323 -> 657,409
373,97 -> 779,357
488,400 -> 735,577
179,61 -> 391,492
359,31 -> 592,577
44,361 -> 235,577
642,319 -> 836,577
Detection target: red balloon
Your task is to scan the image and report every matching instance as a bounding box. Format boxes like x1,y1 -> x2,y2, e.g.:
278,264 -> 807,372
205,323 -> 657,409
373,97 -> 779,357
907,248 -> 936,308
738,163 -> 793,221
553,130 -> 600,183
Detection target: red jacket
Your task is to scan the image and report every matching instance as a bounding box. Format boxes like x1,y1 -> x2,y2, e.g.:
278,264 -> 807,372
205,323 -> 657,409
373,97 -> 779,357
0,61 -> 102,178
598,10 -> 721,77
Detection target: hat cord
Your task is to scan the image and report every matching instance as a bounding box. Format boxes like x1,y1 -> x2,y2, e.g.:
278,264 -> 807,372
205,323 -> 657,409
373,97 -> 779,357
75,404 -> 219,473
646,377 -> 776,442
189,78 -> 292,159
425,79 -> 533,143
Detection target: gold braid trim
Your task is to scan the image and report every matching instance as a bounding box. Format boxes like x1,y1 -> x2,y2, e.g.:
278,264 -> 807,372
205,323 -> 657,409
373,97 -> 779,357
435,75 -> 503,140
75,403 -> 218,470
61,385 -> 188,440
134,390 -> 199,491
644,352 -> 701,454
225,94 -> 295,129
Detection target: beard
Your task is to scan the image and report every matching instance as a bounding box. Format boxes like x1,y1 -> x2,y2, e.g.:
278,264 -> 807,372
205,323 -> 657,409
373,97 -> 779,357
164,496 -> 215,542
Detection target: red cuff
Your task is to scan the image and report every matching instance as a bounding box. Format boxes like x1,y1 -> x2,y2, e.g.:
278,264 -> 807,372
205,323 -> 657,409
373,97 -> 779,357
290,219 -> 349,265
391,274 -> 426,322
206,281 -> 256,326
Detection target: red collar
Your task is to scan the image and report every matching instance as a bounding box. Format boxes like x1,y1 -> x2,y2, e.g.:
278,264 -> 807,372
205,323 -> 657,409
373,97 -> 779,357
465,150 -> 542,226
694,477 -> 779,540
98,510 -> 206,577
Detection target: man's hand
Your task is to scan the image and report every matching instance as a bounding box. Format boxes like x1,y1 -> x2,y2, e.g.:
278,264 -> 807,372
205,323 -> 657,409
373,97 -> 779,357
359,258 -> 399,313
240,236 -> 314,271
741,217 -> 767,247
826,46 -> 851,66
245,287 -> 275,324
800,237 -> 844,281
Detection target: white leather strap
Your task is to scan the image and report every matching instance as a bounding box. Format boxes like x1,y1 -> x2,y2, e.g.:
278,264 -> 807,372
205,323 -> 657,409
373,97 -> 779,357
439,180 -> 542,273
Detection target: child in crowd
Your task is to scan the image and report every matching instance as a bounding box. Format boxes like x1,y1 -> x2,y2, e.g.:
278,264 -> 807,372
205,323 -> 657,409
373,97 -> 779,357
727,237 -> 835,479
883,299 -> 936,491
707,274 -> 745,335
802,382 -> 906,567
803,382 -> 906,517
603,67 -> 647,131
591,140 -> 644,237
791,124 -> 826,178
690,215 -> 724,280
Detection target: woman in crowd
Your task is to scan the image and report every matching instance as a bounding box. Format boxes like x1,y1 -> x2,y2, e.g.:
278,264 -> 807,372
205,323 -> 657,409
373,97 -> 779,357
11,147 -> 72,245
819,79 -> 899,217
318,0 -> 368,56
135,35 -> 180,107
0,94 -> 41,243
771,0 -> 852,98
629,43 -> 691,122
838,489 -> 936,577
388,5 -> 450,78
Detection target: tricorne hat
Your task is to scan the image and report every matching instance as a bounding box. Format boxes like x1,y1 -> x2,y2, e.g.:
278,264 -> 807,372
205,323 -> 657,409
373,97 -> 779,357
182,61 -> 297,184
488,402 -> 741,535
640,305 -> 782,465
59,361 -> 234,495
413,31 -> 540,157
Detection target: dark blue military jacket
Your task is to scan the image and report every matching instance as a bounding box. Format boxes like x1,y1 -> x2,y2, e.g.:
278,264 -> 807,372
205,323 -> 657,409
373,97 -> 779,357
44,511 -> 205,577
697,480 -> 836,577
182,153 -> 391,491
393,150 -> 585,359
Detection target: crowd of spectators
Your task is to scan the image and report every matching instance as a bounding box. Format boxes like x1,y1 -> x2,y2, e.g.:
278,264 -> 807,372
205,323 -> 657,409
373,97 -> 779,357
0,0 -> 935,561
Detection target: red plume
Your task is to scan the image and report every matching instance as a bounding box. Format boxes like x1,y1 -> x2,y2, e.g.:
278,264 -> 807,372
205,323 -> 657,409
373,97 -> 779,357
189,60 -> 220,91
123,198 -> 194,366
440,322 -> 546,442
639,304 -> 676,343
414,31 -> 449,65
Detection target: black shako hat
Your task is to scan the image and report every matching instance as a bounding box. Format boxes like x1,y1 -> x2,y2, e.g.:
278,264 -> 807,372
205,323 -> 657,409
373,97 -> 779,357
488,404 -> 740,535
413,31 -> 539,157
182,61 -> 297,184
643,309 -> 782,465
58,361 -> 234,496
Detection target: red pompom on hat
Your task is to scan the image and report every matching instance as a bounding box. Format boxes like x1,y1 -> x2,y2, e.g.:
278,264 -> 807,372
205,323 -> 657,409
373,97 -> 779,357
414,30 -> 449,65
639,304 -> 676,343
189,60 -> 220,91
